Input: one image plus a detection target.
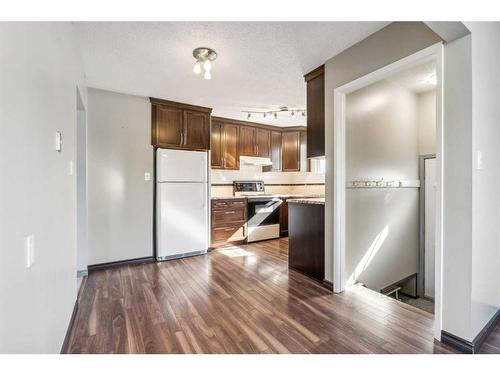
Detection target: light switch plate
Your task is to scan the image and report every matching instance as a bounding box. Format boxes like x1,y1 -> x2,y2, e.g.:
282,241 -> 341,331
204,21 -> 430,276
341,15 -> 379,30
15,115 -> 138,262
144,172 -> 151,181
55,131 -> 62,152
477,151 -> 484,170
69,160 -> 74,176
26,234 -> 35,268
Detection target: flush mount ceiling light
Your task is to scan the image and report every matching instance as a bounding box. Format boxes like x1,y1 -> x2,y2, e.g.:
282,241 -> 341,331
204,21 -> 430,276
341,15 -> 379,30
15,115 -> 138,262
242,106 -> 306,120
192,47 -> 217,80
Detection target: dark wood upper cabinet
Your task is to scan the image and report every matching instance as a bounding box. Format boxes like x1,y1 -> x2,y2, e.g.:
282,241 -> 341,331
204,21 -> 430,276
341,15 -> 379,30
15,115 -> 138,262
150,98 -> 212,151
255,128 -> 271,158
304,65 -> 325,158
211,117 -> 306,173
282,131 -> 301,172
221,123 -> 239,170
211,120 -> 240,170
184,110 -> 210,150
152,105 -> 184,147
211,121 -> 223,168
270,131 -> 282,171
238,126 -> 257,156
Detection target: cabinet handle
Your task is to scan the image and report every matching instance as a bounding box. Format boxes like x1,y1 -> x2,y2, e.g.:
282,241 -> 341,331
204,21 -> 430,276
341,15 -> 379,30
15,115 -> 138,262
223,158 -> 226,168
225,211 -> 236,214
224,227 -> 235,232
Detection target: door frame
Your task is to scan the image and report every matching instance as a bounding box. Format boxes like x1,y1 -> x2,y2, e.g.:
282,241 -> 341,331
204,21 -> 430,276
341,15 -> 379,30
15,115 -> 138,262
333,42 -> 444,340
418,154 -> 436,299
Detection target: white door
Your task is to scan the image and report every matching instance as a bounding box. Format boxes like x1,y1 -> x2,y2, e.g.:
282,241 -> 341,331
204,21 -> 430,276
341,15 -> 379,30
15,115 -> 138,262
157,148 -> 207,182
424,158 -> 436,299
157,182 -> 208,258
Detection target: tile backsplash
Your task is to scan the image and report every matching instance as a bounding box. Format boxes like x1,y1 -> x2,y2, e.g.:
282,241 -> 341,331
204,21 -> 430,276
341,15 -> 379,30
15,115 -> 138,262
210,163 -> 325,197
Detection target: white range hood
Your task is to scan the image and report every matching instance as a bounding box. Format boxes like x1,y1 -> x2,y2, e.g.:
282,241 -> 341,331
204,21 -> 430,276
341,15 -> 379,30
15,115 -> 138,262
240,155 -> 273,167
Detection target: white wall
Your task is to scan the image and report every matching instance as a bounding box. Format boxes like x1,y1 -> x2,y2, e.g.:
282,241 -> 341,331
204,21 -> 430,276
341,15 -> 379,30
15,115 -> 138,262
467,22 -> 500,340
417,90 -> 437,155
87,88 -> 153,265
441,34 -> 474,340
76,94 -> 88,273
345,80 -> 420,291
0,23 -> 85,353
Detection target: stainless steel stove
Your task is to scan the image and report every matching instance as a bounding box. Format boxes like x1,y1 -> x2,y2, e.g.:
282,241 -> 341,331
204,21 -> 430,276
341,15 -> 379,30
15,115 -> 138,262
233,181 -> 282,242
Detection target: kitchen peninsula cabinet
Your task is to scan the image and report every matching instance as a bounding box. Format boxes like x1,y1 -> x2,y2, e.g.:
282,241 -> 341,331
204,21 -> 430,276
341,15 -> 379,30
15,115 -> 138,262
288,199 -> 325,282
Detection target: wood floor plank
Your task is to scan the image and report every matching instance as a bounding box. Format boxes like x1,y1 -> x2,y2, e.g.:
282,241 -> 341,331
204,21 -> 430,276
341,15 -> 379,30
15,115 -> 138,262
66,238 -> 462,354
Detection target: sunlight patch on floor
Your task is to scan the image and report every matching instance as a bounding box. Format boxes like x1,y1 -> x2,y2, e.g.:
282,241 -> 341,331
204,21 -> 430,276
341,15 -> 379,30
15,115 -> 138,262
218,247 -> 255,258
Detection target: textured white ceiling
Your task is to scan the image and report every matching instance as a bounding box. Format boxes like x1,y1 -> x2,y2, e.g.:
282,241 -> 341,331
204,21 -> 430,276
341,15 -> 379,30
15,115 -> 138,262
75,22 -> 389,126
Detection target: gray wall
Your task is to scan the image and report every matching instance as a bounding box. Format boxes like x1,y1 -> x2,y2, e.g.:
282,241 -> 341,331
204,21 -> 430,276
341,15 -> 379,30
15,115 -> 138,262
0,23 -> 85,353
324,22 -> 442,282
87,88 -> 153,265
345,80 -> 420,291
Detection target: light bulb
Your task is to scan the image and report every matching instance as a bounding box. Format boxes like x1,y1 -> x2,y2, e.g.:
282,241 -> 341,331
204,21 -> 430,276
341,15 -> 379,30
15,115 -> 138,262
203,60 -> 212,71
193,61 -> 201,75
204,70 -> 211,80
291,111 -> 295,118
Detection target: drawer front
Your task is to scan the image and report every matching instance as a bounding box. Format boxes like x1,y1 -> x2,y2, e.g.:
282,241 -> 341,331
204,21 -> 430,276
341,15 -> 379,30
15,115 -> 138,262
227,199 -> 246,208
212,208 -> 246,224
212,224 -> 246,243
212,200 -> 229,209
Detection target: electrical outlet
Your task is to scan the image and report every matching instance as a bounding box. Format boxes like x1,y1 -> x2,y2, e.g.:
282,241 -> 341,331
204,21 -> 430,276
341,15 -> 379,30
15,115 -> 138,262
26,234 -> 35,268
144,172 -> 151,181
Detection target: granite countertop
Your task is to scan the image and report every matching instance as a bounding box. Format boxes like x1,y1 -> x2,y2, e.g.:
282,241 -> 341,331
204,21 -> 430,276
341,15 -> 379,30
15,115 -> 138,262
286,197 -> 325,205
211,196 -> 245,200
211,194 -> 325,200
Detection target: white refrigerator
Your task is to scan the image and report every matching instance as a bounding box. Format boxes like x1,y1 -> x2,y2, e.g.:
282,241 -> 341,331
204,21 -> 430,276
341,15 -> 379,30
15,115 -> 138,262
156,148 -> 209,261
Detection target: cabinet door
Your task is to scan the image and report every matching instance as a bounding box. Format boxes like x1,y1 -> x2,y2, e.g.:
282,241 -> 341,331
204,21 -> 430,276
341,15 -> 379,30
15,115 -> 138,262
282,131 -> 301,171
238,126 -> 256,156
153,104 -> 183,147
211,121 -> 223,168
306,71 -> 325,158
270,131 -> 282,171
255,128 -> 271,158
222,124 -> 239,169
184,110 -> 210,150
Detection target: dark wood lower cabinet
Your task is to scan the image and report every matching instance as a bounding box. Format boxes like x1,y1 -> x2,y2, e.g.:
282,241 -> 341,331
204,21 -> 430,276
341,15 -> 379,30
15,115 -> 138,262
211,199 -> 247,247
288,202 -> 325,282
279,200 -> 288,237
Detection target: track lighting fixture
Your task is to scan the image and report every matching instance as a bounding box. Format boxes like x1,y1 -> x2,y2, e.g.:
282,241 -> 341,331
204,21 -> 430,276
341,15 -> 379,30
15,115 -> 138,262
242,106 -> 306,120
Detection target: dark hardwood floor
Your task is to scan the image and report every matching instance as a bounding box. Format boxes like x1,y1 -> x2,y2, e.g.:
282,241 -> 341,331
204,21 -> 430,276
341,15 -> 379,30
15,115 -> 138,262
66,238 -> 457,354
479,319 -> 500,354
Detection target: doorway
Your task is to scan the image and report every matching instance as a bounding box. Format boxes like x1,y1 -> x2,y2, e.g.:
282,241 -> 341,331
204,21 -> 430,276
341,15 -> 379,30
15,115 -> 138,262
333,43 -> 443,339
